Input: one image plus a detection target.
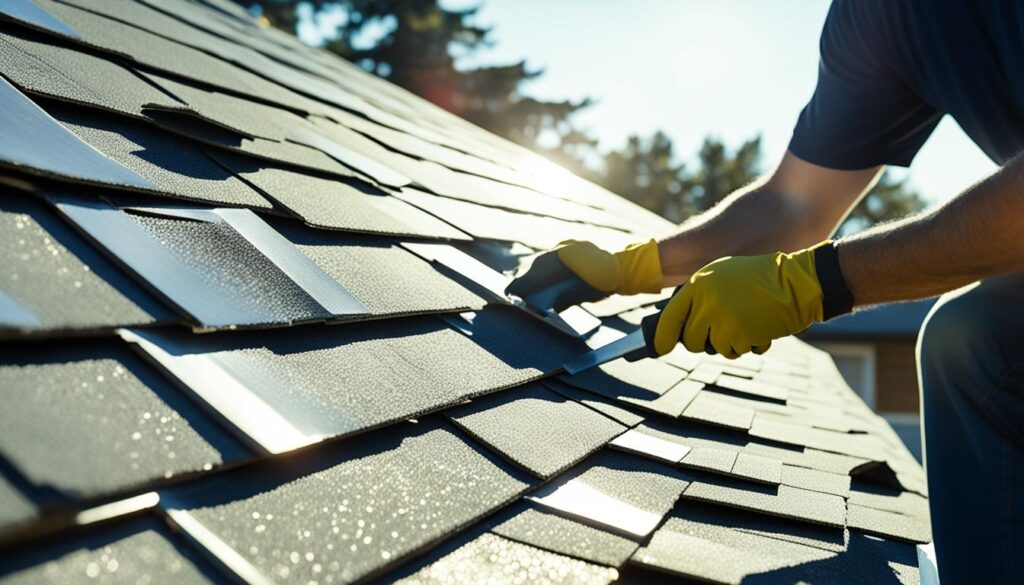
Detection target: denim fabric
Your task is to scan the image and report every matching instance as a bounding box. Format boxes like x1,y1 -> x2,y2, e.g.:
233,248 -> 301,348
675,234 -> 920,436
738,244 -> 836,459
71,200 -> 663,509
918,274 -> 1024,584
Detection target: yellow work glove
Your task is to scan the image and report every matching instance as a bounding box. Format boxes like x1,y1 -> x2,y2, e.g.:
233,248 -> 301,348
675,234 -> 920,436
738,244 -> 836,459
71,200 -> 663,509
652,241 -> 834,359
506,239 -> 663,311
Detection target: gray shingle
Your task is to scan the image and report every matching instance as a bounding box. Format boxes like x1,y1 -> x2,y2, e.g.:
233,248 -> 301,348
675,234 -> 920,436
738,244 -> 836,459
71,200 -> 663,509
276,224 -> 485,317
173,422 -> 530,585
212,149 -> 465,239
0,77 -> 153,190
48,106 -> 272,208
780,465 -> 851,498
681,391 -> 755,430
491,505 -> 638,567
125,310 -> 567,453
683,480 -> 847,528
395,188 -> 635,251
0,26 -> 183,119
0,517 -> 222,584
846,504 -> 931,544
712,374 -> 788,402
0,0 -> 79,39
631,515 -> 833,585
542,379 -> 646,428
749,415 -> 890,461
0,475 -> 35,531
446,382 -> 625,479
730,453 -> 783,485
33,0 -> 319,113
681,447 -> 738,474
673,503 -> 848,554
393,533 -> 618,585
0,342 -> 246,498
0,196 -> 173,333
125,211 -> 333,325
528,450 -> 689,539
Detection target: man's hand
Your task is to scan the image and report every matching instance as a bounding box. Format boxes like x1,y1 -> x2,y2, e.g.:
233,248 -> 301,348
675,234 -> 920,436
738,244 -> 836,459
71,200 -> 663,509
506,239 -> 663,311
652,242 -> 830,358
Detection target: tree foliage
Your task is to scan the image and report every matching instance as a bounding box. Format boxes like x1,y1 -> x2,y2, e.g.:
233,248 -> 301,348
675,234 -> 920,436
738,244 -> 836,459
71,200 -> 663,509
249,0 -> 593,156
243,0 -> 927,234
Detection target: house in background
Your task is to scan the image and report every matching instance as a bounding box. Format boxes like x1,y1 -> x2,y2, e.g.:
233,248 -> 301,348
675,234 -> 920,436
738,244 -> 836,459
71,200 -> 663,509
803,298 -> 938,461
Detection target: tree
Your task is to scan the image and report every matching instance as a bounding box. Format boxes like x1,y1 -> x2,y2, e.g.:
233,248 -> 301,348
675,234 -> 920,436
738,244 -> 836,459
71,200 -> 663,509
598,132 -> 689,222
683,136 -> 762,213
595,131 -> 926,234
244,0 -> 594,157
837,171 -> 927,235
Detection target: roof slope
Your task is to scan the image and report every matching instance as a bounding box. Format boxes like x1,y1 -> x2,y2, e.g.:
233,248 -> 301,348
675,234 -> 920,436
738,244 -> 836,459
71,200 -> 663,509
0,1 -> 930,583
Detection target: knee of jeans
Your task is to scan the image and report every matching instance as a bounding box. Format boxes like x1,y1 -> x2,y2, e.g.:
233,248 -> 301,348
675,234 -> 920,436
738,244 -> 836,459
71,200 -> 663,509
917,285 -> 991,383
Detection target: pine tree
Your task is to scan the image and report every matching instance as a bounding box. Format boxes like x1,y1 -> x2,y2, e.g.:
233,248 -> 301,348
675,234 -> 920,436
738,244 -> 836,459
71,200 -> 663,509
248,0 -> 594,157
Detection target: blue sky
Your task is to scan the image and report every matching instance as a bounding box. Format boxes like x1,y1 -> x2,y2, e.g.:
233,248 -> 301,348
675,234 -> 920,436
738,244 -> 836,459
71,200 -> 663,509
303,0 -> 998,203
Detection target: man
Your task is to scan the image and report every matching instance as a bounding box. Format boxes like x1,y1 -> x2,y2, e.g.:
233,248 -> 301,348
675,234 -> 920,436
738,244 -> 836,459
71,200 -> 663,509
508,1 -> 1024,582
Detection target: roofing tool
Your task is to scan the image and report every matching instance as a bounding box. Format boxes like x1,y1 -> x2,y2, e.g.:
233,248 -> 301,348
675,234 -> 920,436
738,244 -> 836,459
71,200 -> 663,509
562,313 -> 660,374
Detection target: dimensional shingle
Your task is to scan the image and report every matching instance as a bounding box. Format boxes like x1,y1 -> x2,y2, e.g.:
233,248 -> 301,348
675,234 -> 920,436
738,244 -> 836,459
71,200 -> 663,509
0,196 -> 173,333
780,464 -> 852,498
47,105 -> 272,209
446,382 -> 626,479
846,504 -> 931,544
528,450 -> 689,539
542,379 -> 646,428
0,25 -> 183,119
33,0 -> 320,113
673,502 -> 848,554
168,421 -> 530,585
631,515 -> 833,585
393,533 -> 618,585
609,429 -> 691,464
212,149 -> 465,239
0,77 -> 153,190
683,479 -> 847,528
491,504 -> 639,568
0,342 -> 247,498
276,222 -> 485,316
124,311 -> 564,454
749,415 -> 890,461
395,188 -> 636,251
0,0 -> 79,39
680,391 -> 755,430
0,516 -> 222,583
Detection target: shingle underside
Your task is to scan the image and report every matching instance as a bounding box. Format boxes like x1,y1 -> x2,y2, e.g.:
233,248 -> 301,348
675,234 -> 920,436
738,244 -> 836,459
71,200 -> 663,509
0,1 -> 929,584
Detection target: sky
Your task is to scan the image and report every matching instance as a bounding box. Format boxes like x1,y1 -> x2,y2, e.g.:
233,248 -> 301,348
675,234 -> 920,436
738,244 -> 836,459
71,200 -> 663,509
446,0 -> 998,203
301,0 -> 997,204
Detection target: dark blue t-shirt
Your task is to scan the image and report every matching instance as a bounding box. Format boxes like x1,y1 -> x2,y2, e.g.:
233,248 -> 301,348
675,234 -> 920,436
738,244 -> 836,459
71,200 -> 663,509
790,0 -> 1024,169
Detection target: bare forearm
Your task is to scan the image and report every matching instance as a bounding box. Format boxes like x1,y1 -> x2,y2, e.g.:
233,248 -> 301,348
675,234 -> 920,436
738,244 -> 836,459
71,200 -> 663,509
837,154 -> 1024,306
657,182 -> 827,284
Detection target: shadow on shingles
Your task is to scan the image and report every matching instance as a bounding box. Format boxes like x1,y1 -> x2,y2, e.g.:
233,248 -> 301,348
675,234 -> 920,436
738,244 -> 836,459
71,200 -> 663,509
0,196 -> 175,321
461,306 -> 587,372
161,416 -> 531,510
0,515 -> 225,582
144,109 -> 245,149
0,340 -> 250,497
743,532 -> 919,584
559,367 -> 662,402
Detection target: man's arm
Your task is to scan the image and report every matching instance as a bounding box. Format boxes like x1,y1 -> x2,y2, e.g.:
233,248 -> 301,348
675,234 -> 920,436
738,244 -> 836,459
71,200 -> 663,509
657,150 -> 883,286
838,152 -> 1024,306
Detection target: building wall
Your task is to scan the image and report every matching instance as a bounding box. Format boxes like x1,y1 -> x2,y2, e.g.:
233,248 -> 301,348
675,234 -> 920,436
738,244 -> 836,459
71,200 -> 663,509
874,340 -> 920,413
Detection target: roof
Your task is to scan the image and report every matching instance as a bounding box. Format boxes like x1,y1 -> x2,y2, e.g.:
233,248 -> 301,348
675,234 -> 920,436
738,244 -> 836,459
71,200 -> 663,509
0,1 -> 930,583
803,299 -> 937,341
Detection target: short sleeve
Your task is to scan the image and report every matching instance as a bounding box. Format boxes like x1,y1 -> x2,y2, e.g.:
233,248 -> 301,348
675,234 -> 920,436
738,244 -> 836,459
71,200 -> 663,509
788,0 -> 942,170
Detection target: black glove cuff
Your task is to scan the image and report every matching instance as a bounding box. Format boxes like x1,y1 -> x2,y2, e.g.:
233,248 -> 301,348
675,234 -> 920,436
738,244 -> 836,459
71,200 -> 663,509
814,242 -> 855,321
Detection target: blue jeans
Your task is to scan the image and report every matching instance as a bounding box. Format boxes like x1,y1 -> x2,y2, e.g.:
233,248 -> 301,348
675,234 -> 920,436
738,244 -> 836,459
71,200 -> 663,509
918,274 -> 1024,584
